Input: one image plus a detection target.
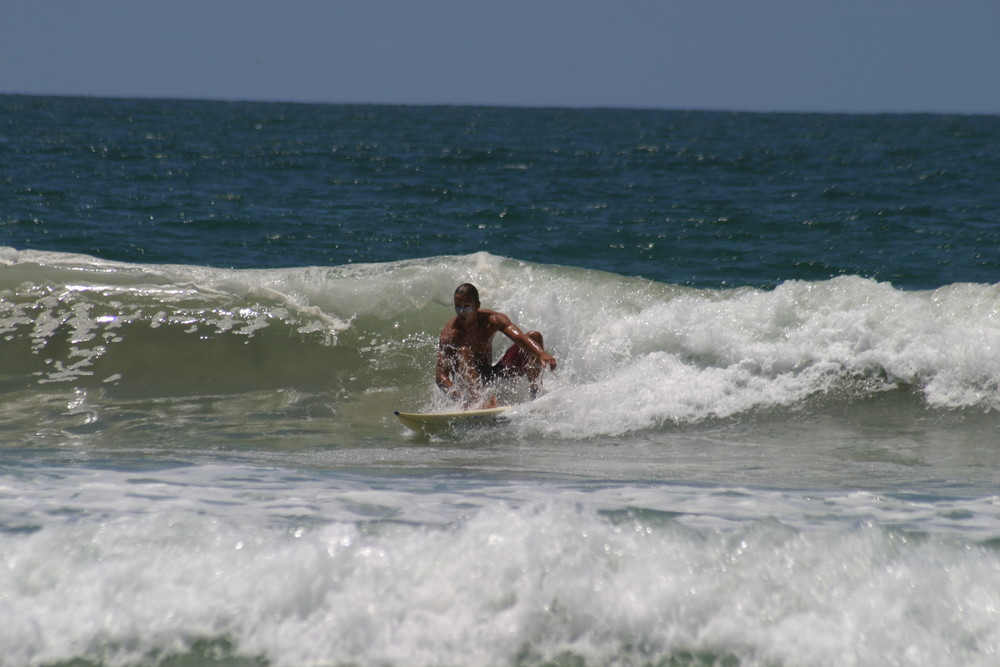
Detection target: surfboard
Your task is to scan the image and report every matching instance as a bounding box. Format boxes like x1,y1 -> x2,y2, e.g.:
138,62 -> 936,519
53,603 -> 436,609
394,406 -> 512,433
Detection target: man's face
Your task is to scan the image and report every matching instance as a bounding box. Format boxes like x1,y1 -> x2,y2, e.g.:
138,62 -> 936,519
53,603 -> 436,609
454,294 -> 478,322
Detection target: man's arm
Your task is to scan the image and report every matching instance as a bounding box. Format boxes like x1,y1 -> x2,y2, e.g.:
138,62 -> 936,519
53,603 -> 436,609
436,327 -> 457,393
435,349 -> 453,392
495,314 -> 557,371
437,326 -> 490,406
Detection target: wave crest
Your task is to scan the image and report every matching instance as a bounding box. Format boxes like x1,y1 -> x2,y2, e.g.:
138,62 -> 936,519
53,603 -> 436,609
3,248 -> 999,431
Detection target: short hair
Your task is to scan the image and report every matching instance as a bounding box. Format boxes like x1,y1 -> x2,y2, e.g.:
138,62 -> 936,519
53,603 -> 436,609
454,283 -> 480,302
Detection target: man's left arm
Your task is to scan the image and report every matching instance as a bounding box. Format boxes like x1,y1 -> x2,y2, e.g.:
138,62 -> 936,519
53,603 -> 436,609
497,316 -> 557,371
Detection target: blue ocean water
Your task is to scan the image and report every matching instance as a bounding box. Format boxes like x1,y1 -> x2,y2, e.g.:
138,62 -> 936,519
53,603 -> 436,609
6,96 -> 999,287
2,95 -> 1000,666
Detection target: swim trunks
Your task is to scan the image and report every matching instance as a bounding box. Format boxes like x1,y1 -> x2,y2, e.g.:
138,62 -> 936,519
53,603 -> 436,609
477,343 -> 530,384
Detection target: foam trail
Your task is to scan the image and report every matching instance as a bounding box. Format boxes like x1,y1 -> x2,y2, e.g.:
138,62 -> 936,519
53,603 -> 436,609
514,275 -> 1000,435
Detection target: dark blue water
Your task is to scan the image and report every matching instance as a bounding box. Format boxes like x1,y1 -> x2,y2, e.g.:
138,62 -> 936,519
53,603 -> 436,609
4,95 -> 998,288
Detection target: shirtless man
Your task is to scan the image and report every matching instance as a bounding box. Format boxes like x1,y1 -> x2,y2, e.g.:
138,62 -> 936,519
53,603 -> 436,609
436,283 -> 556,407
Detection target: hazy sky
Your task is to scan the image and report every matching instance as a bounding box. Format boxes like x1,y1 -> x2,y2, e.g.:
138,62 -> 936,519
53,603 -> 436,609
2,0 -> 998,114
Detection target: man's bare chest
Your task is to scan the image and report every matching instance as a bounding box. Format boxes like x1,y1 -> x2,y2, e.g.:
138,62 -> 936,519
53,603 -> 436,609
451,322 -> 498,353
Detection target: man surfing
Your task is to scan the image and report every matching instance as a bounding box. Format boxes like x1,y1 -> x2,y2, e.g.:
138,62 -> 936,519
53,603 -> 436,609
436,283 -> 556,408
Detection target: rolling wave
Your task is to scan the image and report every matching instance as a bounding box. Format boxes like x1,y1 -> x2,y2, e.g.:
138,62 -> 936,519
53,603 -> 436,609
3,247 -> 999,436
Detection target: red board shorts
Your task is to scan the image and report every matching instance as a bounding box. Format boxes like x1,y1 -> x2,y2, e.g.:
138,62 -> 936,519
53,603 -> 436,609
477,343 -> 530,385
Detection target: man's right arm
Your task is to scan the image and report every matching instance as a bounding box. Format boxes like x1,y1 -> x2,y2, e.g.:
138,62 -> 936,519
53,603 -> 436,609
436,347 -> 454,392
436,322 -> 462,395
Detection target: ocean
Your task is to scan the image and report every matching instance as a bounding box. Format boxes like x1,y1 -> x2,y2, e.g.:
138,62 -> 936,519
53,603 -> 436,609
1,94 -> 999,666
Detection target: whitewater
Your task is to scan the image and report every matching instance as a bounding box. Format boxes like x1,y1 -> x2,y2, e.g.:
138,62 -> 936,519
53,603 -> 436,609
5,250 -> 1000,667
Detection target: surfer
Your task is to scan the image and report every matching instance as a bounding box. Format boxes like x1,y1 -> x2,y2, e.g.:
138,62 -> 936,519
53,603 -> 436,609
436,283 -> 557,408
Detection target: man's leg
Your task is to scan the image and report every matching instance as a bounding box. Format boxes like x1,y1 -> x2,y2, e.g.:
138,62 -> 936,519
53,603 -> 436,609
498,331 -> 546,398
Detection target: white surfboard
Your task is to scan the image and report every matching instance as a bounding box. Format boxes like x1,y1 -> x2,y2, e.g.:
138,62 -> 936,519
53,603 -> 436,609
394,406 -> 512,433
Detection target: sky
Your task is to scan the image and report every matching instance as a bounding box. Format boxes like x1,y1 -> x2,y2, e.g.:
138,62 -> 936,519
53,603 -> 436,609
1,0 -> 998,115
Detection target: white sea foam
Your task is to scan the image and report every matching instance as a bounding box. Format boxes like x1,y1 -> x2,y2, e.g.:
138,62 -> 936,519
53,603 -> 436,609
2,465 -> 999,666
494,271 -> 1000,435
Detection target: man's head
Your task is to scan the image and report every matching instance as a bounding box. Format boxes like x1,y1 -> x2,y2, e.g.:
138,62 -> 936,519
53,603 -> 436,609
454,283 -> 480,318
